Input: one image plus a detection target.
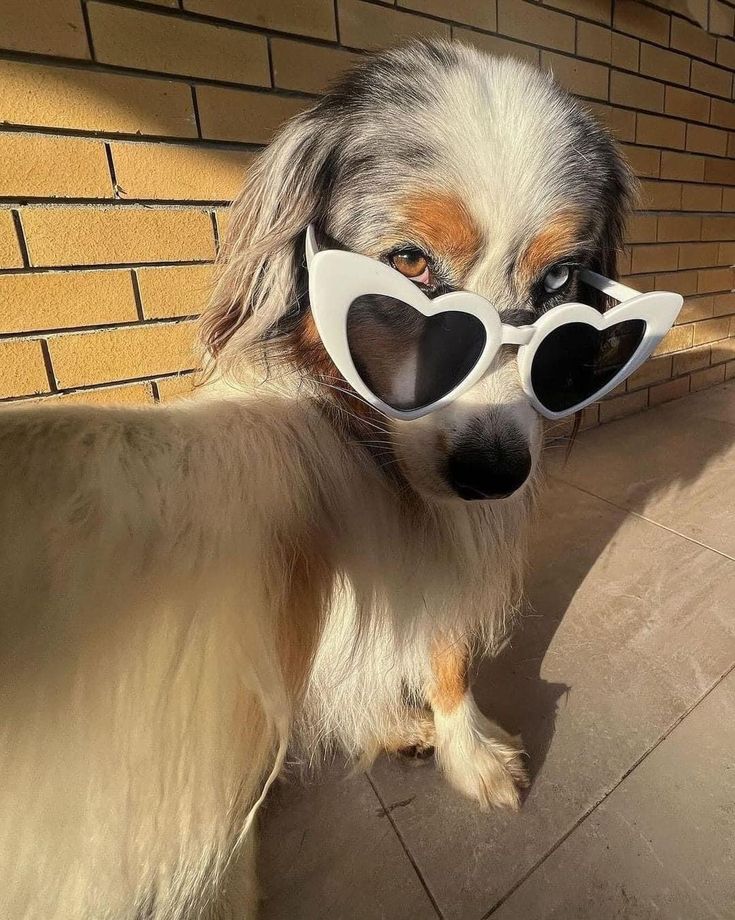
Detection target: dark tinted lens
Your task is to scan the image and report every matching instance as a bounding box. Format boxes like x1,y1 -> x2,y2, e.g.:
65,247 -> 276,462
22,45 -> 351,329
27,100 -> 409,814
531,319 -> 646,412
345,294 -> 486,411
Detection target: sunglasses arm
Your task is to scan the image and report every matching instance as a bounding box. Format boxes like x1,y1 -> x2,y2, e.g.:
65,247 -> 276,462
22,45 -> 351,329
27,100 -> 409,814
579,268 -> 641,303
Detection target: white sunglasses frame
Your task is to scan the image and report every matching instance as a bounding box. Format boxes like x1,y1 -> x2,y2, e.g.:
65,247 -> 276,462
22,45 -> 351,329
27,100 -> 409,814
305,225 -> 683,421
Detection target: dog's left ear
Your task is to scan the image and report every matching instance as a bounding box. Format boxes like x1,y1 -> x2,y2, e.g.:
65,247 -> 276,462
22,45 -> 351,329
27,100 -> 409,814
588,117 -> 638,297
201,106 -> 338,362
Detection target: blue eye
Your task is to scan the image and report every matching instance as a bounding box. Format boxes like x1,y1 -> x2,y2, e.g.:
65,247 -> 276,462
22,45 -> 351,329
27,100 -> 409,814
543,265 -> 571,293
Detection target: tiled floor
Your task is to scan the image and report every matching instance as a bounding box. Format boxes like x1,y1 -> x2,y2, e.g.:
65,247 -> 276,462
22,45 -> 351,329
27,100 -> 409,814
258,381 -> 735,920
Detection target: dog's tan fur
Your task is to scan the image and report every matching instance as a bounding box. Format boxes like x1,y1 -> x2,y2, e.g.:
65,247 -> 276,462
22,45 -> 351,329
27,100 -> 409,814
0,41 -> 632,919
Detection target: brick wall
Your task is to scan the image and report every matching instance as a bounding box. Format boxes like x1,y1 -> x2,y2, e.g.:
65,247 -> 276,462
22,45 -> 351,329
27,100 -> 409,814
1,0 -> 734,417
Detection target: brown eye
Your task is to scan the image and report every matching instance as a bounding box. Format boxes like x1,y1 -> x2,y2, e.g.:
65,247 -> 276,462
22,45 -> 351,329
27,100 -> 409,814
390,249 -> 429,279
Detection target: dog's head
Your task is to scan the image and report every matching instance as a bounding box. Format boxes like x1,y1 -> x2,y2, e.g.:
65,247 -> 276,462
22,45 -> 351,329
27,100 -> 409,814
203,41 -> 634,503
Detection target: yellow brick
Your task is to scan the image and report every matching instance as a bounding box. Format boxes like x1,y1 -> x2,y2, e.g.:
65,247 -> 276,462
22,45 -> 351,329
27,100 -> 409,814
497,0 -> 574,52
183,0 -> 337,40
713,292 -> 735,316
46,382 -> 155,405
626,213 -> 658,244
156,373 -> 198,401
135,265 -> 213,319
636,113 -> 685,149
717,37 -> 735,69
337,0 -> 450,50
577,21 -> 611,62
690,363 -> 726,390
671,17 -> 716,62
22,207 -> 215,267
110,143 -> 252,202
611,71 -> 664,113
677,295 -> 714,324
0,60 -> 196,138
627,354 -> 672,389
693,316 -> 730,345
656,214 -> 701,242
659,150 -> 705,183
686,123 -> 728,156
87,2 -> 270,86
0,270 -> 137,333
0,211 -> 23,269
719,242 -> 735,264
711,98 -> 735,130
271,39 -> 362,94
622,144 -> 660,178
704,158 -> 735,186
614,0 -> 669,43
649,375 -> 690,405
196,86 -> 311,144
599,389 -> 648,423
640,180 -> 682,210
0,133 -> 112,199
606,106 -> 637,142
672,344 -> 710,375
681,184 -> 722,212
214,207 -> 231,243
453,28 -> 540,65
702,215 -> 735,241
639,43 -> 690,86
0,0 -> 89,59
656,269 -> 698,296
631,243 -> 678,274
698,266 -> 734,294
544,0 -> 611,23
690,60 -> 732,99
611,32 -> 639,69
0,339 -> 49,397
711,337 -> 735,363
665,86 -> 709,123
654,323 -> 694,355
541,52 -> 609,100
399,0 -> 496,30
679,242 -> 719,270
48,321 -> 199,388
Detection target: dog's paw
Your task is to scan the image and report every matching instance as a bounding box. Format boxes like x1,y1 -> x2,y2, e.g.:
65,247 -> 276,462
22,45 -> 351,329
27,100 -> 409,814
435,707 -> 528,810
384,709 -> 436,759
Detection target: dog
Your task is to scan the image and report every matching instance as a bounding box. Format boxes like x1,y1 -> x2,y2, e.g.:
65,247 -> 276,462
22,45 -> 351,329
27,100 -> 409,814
0,41 -> 633,920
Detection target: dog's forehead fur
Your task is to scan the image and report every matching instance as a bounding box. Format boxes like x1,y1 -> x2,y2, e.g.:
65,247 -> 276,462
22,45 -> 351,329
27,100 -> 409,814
312,42 -> 626,306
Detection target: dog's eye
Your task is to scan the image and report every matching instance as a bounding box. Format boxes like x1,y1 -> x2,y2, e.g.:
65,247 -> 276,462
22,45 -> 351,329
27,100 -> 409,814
543,264 -> 571,293
390,249 -> 430,283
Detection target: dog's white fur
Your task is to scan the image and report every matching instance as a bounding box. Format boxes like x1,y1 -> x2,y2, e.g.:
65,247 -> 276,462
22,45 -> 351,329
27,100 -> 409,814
0,43 -> 630,919
0,379 -> 532,919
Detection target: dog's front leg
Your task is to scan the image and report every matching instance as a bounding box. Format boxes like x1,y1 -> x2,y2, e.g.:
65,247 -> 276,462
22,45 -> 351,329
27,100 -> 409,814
426,637 -> 528,810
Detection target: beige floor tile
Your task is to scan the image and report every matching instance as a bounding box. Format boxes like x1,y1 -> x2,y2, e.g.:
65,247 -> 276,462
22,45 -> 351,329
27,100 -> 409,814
492,669 -> 735,920
368,481 -> 735,919
547,382 -> 735,558
258,766 -> 439,919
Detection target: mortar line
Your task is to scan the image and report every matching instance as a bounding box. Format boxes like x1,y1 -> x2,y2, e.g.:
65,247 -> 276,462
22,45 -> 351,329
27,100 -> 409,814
551,475 -> 735,564
365,772 -> 445,920
481,659 -> 735,918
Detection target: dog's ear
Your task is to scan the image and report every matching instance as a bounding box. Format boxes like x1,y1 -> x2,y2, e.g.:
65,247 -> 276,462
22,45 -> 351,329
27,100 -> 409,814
202,108 -> 336,361
589,125 -> 638,306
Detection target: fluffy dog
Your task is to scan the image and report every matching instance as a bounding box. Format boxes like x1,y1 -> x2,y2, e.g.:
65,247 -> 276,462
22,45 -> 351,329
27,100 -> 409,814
0,41 -> 633,919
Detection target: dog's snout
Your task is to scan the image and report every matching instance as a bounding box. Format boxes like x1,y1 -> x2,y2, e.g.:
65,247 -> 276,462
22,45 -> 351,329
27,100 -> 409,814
446,435 -> 532,501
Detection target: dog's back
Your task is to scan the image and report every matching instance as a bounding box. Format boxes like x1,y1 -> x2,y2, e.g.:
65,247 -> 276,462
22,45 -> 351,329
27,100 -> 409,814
0,394 -> 346,919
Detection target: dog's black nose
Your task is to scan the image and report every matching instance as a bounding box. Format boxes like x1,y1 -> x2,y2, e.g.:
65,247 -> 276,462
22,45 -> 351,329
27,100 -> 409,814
447,442 -> 532,500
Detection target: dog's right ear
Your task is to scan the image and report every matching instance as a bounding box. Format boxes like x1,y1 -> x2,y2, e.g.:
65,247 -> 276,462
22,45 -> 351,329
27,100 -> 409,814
202,108 -> 336,361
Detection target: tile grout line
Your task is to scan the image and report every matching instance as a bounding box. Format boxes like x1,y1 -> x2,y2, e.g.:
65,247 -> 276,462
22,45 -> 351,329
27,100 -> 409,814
480,658 -> 735,919
550,474 -> 735,564
365,772 -> 446,920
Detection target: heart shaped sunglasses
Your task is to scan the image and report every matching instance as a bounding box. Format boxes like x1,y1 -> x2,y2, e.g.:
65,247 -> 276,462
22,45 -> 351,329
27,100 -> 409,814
305,225 -> 683,421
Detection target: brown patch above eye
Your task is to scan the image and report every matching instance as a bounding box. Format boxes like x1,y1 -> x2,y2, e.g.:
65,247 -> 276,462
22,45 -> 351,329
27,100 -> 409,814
399,191 -> 481,278
517,210 -> 585,288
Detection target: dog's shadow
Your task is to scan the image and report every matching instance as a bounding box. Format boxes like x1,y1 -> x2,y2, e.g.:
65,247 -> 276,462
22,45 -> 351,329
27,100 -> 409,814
472,387 -> 735,784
